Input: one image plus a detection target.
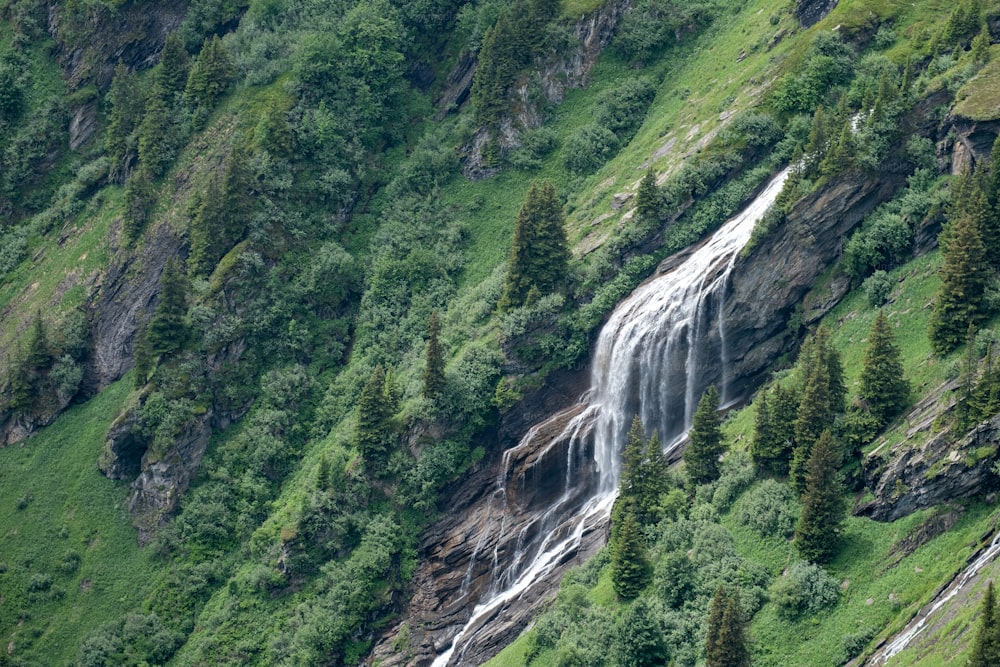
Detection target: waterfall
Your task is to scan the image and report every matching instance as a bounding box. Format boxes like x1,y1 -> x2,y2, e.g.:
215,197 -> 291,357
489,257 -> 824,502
432,168 -> 791,666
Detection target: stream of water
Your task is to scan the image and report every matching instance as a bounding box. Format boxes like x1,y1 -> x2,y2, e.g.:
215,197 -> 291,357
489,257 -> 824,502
433,168 -> 791,666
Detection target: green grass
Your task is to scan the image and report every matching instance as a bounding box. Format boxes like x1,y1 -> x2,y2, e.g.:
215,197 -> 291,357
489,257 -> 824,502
0,377 -> 154,665
953,46 -> 1000,121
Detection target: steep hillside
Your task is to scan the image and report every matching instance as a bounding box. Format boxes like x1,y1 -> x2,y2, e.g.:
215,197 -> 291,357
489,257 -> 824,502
0,0 -> 999,665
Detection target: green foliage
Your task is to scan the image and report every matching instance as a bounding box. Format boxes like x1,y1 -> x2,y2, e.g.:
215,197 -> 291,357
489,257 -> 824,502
564,123 -> 621,175
749,382 -> 798,475
594,77 -> 656,143
422,311 -> 446,399
859,310 -> 910,425
705,586 -> 750,667
104,63 -> 143,183
794,430 -> 845,564
684,385 -> 724,485
770,559 -> 840,618
184,35 -> 234,127
500,180 -> 570,310
146,259 -> 189,357
157,32 -> 191,104
863,269 -> 893,306
929,213 -> 988,355
969,580 -> 1000,667
613,599 -> 668,667
793,327 -> 846,468
772,32 -> 856,115
612,0 -> 723,64
137,83 -> 176,178
736,479 -> 799,538
635,169 -> 661,220
610,509 -> 652,601
354,364 -> 398,470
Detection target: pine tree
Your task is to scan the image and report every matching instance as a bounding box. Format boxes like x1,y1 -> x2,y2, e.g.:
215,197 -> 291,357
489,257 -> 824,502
706,585 -> 727,664
188,176 -> 224,276
794,430 -> 845,563
146,258 -> 188,357
470,12 -> 518,128
133,314 -> 152,389
355,364 -> 396,469
157,32 -> 190,104
969,580 -> 1000,667
635,169 -> 660,220
970,25 -> 991,66
929,214 -> 988,355
499,180 -> 570,310
122,164 -> 154,243
184,35 -> 234,127
422,311 -> 445,398
706,588 -> 750,667
795,327 -> 845,462
860,310 -> 910,425
610,509 -> 652,601
137,83 -> 175,178
751,383 -> 799,476
105,63 -> 144,183
805,105 -> 830,174
684,385 -> 725,486
25,311 -> 50,370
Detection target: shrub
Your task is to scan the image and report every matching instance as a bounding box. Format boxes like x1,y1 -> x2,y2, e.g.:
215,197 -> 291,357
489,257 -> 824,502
736,479 -> 799,537
594,77 -> 656,141
564,124 -> 620,175
771,560 -> 840,618
863,270 -> 894,306
711,450 -> 755,510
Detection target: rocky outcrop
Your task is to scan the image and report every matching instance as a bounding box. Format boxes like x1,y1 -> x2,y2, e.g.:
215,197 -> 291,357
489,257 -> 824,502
795,0 -> 838,28
462,0 -> 629,177
857,392 -> 1000,523
369,369 -> 598,666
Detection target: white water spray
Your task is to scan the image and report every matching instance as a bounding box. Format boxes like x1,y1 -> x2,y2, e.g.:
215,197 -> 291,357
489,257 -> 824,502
433,168 -> 791,666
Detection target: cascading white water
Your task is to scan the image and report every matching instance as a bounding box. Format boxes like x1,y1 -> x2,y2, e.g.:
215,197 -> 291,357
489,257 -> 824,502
432,168 -> 790,666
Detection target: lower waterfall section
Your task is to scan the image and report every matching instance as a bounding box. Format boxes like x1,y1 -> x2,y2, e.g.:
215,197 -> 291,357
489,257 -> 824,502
431,168 -> 791,666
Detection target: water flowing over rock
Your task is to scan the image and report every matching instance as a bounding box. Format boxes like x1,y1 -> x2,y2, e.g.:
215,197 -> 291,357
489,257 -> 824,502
371,169 -> 791,666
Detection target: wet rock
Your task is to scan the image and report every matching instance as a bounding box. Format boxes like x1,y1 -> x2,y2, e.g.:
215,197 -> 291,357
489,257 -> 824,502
69,99 -> 99,150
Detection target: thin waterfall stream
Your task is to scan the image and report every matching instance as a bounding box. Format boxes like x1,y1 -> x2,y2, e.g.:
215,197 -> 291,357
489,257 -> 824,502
433,168 -> 791,666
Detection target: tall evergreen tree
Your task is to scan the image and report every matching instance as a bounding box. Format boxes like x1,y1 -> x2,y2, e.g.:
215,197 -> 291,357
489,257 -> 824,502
137,83 -> 175,178
610,508 -> 652,601
929,213 -> 988,355
470,12 -> 518,127
105,63 -> 144,183
188,177 -> 224,276
794,430 -> 845,563
422,311 -> 445,398
25,311 -> 50,370
146,258 -> 188,356
969,580 -> 1000,667
859,310 -> 910,425
122,164 -> 154,242
635,169 -> 660,220
157,32 -> 190,104
499,180 -> 569,310
707,588 -> 750,667
684,385 -> 725,485
751,383 -> 798,475
355,364 -> 396,469
133,314 -> 152,389
184,35 -> 234,127
794,326 -> 846,480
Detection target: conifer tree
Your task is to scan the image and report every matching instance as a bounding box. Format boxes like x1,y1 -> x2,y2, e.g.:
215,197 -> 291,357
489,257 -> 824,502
470,12 -> 517,127
105,63 -> 144,183
146,258 -> 188,357
122,164 -> 154,242
422,311 -> 445,398
184,35 -> 234,127
25,311 -> 50,370
157,32 -> 190,104
706,588 -> 750,667
133,314 -> 152,389
188,176 -> 224,276
138,83 -> 175,178
355,364 -> 396,469
706,585 -> 727,664
613,599 -> 669,667
969,580 -> 1000,667
794,327 -> 845,465
610,508 -> 652,601
684,385 -> 725,485
859,310 -> 910,425
635,169 -> 660,220
751,384 -> 798,475
499,180 -> 569,310
794,430 -> 845,563
929,214 -> 988,355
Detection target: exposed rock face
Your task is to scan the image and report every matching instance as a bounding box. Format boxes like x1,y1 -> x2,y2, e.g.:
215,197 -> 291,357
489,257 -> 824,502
369,369 -> 598,666
462,0 -> 629,177
719,169 -> 903,403
857,393 -> 1000,523
795,0 -> 838,28
48,0 -> 189,92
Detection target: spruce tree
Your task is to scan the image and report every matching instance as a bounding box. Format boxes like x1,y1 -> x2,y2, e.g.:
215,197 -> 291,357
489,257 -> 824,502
122,164 -> 154,242
137,83 -> 175,178
613,599 -> 669,667
705,585 -> 727,664
188,176 -> 224,276
610,508 -> 652,601
635,169 -> 660,220
929,213 -> 988,355
969,580 -> 1000,667
133,314 -> 152,389
860,310 -> 910,425
500,180 -> 570,310
105,63 -> 144,183
146,258 -> 188,357
751,383 -> 798,476
157,32 -> 190,104
684,385 -> 725,486
422,311 -> 445,398
470,12 -> 518,127
184,35 -> 234,127
794,327 -> 845,467
25,311 -> 50,370
355,364 -> 396,469
707,588 -> 750,667
794,430 -> 845,563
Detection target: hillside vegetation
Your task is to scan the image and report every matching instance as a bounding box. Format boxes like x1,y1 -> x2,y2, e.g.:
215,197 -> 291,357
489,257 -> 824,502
0,0 -> 998,664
